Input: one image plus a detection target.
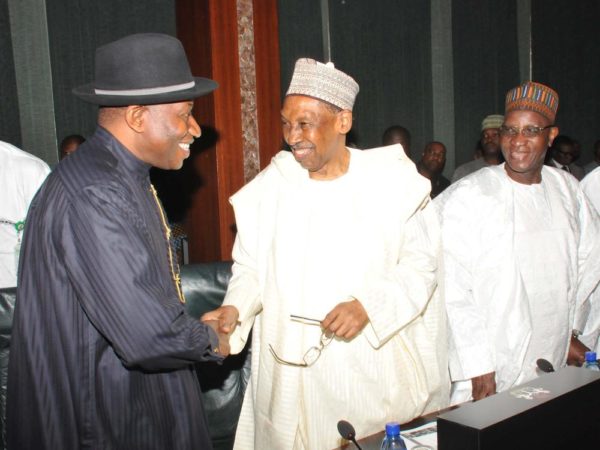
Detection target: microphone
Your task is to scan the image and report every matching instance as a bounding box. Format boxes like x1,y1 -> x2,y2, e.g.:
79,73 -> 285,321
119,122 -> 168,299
337,420 -> 363,450
536,358 -> 555,373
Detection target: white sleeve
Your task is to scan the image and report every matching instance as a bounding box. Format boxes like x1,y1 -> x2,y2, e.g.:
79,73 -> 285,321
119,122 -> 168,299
437,191 -> 495,381
356,202 -> 439,348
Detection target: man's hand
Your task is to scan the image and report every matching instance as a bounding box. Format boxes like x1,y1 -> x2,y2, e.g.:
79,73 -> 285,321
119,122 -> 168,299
201,305 -> 240,334
321,298 -> 368,340
203,319 -> 231,357
471,372 -> 496,401
567,335 -> 589,367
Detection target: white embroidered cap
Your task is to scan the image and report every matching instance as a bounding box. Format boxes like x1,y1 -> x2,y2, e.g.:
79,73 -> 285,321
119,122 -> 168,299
285,58 -> 359,111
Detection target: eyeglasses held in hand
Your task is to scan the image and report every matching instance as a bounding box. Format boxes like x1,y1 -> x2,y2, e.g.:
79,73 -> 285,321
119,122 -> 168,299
269,330 -> 334,367
498,125 -> 555,138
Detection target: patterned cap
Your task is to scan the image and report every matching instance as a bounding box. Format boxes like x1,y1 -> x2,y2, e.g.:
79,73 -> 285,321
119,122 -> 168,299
505,81 -> 559,123
286,58 -> 359,111
481,114 -> 504,131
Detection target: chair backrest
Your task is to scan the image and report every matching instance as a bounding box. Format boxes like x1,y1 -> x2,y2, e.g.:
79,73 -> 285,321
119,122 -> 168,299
181,262 -> 251,450
0,288 -> 16,450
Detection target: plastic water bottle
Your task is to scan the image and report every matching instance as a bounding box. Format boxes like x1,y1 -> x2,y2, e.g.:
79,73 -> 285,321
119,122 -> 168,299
380,422 -> 407,450
583,351 -> 600,371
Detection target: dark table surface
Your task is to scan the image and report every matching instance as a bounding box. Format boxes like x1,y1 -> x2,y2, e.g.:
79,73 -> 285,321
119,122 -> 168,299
335,407 -> 456,450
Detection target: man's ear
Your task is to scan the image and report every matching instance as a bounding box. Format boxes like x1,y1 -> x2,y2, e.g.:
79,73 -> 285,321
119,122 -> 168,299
124,105 -> 147,133
337,110 -> 353,134
547,126 -> 560,147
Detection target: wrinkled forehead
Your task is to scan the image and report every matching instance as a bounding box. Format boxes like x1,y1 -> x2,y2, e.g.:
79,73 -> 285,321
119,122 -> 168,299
503,109 -> 550,126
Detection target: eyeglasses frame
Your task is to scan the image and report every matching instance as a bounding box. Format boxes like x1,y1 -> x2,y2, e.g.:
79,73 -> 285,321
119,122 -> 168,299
498,124 -> 555,138
269,330 -> 334,367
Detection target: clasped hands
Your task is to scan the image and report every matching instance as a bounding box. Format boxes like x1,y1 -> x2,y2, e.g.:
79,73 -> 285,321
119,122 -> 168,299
200,298 -> 370,357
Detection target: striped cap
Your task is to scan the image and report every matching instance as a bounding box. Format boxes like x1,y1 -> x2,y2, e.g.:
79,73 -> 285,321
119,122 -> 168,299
286,58 -> 359,111
505,81 -> 559,123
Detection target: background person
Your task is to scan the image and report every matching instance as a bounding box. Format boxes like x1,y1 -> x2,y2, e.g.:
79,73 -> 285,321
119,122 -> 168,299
452,114 -> 503,182
381,124 -> 412,159
546,134 -> 585,180
59,134 -> 86,160
416,141 -> 450,198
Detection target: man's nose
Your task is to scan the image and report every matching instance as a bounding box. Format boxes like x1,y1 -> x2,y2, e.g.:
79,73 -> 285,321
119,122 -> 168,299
189,115 -> 201,138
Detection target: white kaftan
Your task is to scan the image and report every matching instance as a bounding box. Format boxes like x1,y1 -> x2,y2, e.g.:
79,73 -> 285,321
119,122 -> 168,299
0,141 -> 50,288
435,164 -> 600,404
224,145 -> 450,450
581,166 -> 600,216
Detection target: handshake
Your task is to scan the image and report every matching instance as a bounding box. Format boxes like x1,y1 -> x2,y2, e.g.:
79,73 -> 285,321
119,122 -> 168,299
200,305 -> 240,358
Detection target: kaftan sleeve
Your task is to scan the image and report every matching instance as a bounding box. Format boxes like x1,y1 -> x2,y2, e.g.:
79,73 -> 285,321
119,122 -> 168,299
61,184 -> 222,371
19,158 -> 50,209
353,201 -> 439,348
574,187 -> 600,352
435,188 -> 495,381
221,182 -> 265,354
222,233 -> 263,354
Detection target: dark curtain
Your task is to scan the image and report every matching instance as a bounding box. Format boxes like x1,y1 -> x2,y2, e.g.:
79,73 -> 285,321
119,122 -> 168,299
0,1 -> 21,147
532,0 -> 600,166
46,0 -> 177,147
451,0 -> 519,166
278,0 -> 432,152
277,0 -> 325,101
330,0 -> 432,153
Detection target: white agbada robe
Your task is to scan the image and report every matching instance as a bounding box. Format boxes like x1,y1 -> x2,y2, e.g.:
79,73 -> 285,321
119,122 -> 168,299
581,166 -> 600,216
224,145 -> 450,450
0,141 -> 50,288
435,164 -> 600,404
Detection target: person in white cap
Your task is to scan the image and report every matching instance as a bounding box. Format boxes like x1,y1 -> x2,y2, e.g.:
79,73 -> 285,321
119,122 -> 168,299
436,81 -> 600,405
451,114 -> 504,182
204,58 -> 449,449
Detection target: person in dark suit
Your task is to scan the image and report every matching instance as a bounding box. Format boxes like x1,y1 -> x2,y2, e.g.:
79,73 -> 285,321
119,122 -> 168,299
546,134 -> 585,180
417,141 -> 450,198
7,33 -> 229,450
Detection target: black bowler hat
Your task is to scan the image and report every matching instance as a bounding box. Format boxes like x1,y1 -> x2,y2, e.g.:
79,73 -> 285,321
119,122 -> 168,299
73,33 -> 217,106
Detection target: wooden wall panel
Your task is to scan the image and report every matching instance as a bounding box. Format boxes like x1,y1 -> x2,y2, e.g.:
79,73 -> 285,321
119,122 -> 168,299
253,0 -> 282,167
176,0 -> 280,262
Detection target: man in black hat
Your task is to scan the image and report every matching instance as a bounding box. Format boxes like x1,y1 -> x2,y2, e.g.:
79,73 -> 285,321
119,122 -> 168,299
7,33 -> 227,450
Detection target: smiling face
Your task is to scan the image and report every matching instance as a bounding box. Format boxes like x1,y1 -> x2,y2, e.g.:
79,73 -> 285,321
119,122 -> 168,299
501,110 -> 559,184
137,100 -> 200,170
281,95 -> 351,180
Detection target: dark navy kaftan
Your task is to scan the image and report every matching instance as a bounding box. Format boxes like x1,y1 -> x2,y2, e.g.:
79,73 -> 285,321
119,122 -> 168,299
7,127 -> 221,449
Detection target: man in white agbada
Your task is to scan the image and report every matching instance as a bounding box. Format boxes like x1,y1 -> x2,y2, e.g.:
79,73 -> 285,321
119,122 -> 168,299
581,166 -> 600,217
0,140 -> 50,288
203,58 -> 449,449
435,81 -> 600,404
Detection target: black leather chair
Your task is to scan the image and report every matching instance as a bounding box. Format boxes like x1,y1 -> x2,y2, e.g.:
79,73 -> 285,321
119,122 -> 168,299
0,262 -> 250,450
0,288 -> 15,450
181,261 -> 251,450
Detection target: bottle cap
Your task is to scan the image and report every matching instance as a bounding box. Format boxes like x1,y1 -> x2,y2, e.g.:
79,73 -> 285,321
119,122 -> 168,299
585,351 -> 597,362
385,422 -> 401,436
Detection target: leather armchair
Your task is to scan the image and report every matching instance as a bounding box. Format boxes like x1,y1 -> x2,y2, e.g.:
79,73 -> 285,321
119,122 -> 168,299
0,288 -> 15,450
181,261 -> 251,450
0,262 -> 250,450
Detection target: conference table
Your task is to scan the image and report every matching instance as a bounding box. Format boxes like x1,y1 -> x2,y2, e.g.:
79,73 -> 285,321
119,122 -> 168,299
333,366 -> 600,450
334,407 -> 451,450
